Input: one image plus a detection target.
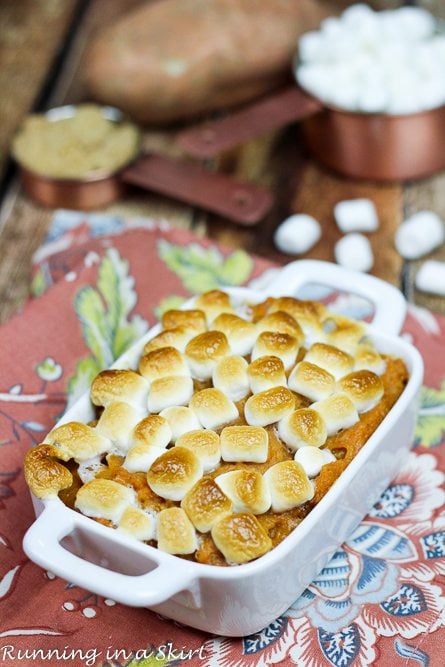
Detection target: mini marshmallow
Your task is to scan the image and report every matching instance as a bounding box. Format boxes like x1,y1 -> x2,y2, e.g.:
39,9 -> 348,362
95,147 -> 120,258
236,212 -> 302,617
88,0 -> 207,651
322,315 -> 365,355
274,214 -> 321,256
415,260 -> 445,297
189,388 -> 239,430
185,331 -> 230,380
263,461 -> 314,512
157,507 -> 197,555
211,313 -> 257,356
248,355 -> 287,394
334,233 -> 374,273
123,442 -> 166,473
143,326 -> 195,354
118,506 -> 156,541
75,479 -> 135,524
96,402 -> 143,453
211,513 -> 272,564
252,331 -> 300,371
244,386 -> 295,427
45,422 -> 110,462
278,408 -> 327,450
395,212 -> 445,260
176,429 -> 221,472
194,290 -> 234,324
181,477 -> 232,533
215,470 -> 271,515
268,297 -> 325,345
256,311 -> 304,341
288,361 -> 335,402
139,347 -> 190,384
294,447 -> 336,478
147,446 -> 203,501
212,355 -> 250,401
354,343 -> 386,376
161,308 -> 207,334
220,425 -> 269,463
159,406 -> 201,442
334,199 -> 379,234
147,375 -> 194,413
304,343 -> 354,380
132,415 -> 172,449
91,370 -> 149,412
312,393 -> 359,436
338,370 -> 384,413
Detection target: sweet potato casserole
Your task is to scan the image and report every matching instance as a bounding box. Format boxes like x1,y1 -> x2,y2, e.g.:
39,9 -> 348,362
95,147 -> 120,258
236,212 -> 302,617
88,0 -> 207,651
25,290 -> 409,566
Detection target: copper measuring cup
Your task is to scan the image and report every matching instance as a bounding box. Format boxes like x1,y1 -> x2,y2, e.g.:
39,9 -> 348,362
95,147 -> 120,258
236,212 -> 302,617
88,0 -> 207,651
13,105 -> 273,226
178,47 -> 445,182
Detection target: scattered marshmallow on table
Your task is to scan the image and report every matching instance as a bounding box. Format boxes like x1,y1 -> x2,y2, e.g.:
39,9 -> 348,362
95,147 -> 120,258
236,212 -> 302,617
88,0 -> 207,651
334,233 -> 374,273
395,211 -> 445,260
415,260 -> 445,297
334,199 -> 379,233
274,214 -> 321,255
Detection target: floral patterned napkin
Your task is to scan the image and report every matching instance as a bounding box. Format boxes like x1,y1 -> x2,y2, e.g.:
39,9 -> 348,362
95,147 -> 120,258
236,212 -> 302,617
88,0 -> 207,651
0,210 -> 444,667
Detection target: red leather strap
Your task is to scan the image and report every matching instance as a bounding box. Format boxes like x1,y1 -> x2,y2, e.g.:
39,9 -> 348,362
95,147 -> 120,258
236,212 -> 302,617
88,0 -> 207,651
177,85 -> 322,158
121,153 -> 273,226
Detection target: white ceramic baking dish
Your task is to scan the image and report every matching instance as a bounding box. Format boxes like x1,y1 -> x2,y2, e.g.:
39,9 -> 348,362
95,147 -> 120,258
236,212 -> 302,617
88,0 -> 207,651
23,260 -> 424,636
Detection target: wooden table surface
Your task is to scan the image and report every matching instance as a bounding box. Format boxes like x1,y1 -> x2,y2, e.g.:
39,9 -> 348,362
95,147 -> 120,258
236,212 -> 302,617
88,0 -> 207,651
1,0 -> 445,325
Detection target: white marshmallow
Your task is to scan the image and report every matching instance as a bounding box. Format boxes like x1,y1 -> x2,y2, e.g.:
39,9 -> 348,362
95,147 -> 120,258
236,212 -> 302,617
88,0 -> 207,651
395,212 -> 445,260
159,406 -> 201,442
274,214 -> 321,256
334,199 -> 379,234
294,447 -> 336,478
415,260 -> 445,297
334,233 -> 374,273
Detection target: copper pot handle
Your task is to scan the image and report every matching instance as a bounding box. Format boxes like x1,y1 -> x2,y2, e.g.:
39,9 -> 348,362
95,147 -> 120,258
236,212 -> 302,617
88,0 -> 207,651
121,153 -> 273,226
177,85 -> 322,158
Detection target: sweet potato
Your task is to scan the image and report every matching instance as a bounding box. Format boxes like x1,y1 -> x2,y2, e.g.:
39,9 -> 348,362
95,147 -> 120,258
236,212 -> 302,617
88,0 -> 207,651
84,0 -> 339,125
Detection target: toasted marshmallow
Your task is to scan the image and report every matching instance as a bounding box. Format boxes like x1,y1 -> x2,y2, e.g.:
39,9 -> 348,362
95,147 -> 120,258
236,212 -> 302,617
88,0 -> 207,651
144,326 -> 194,354
338,370 -> 384,413
24,444 -> 73,499
288,361 -> 335,401
96,402 -> 143,452
194,290 -> 234,323
211,513 -> 272,564
278,408 -> 327,450
248,356 -> 287,394
181,476 -> 232,532
118,506 -> 156,541
147,375 -> 194,413
354,343 -> 386,375
304,343 -> 354,380
91,370 -> 149,411
123,442 -> 166,473
294,447 -> 336,478
185,331 -> 230,380
269,298 -> 326,344
211,313 -> 257,356
322,315 -> 365,354
161,308 -> 206,334
256,311 -> 304,342
159,406 -> 202,442
132,415 -> 172,448
263,461 -> 314,512
75,479 -> 135,524
252,332 -> 300,370
77,457 -> 106,484
157,507 -> 197,554
146,446 -> 203,501
220,425 -> 269,463
176,429 -> 221,472
312,393 -> 359,435
212,355 -> 250,401
189,388 -> 238,430
139,347 -> 190,384
244,386 -> 295,427
215,470 -> 271,514
45,422 -> 110,462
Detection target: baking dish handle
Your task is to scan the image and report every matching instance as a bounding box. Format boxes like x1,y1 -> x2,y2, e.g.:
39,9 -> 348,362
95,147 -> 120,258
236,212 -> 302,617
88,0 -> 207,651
23,503 -> 195,607
264,260 -> 407,336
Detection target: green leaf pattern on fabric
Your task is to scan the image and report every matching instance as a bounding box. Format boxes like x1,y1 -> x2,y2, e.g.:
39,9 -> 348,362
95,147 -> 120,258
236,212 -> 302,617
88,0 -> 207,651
414,379 -> 445,447
157,240 -> 253,293
67,249 -> 148,406
30,266 -> 51,297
